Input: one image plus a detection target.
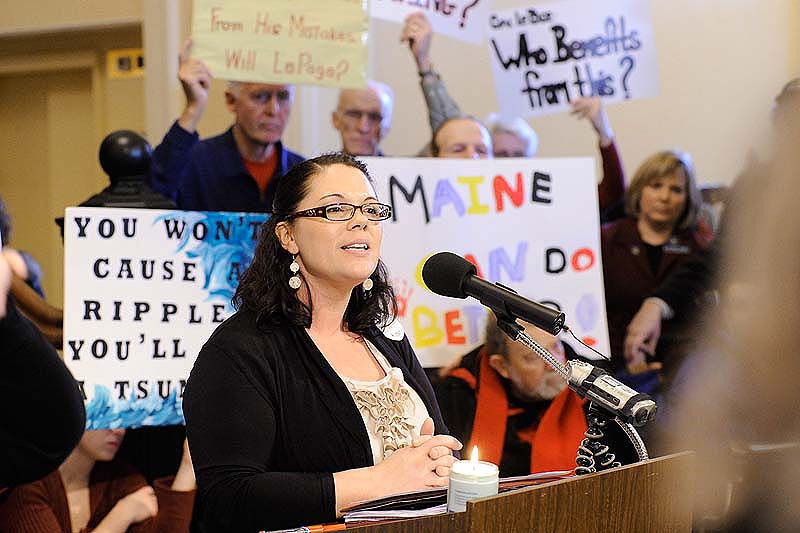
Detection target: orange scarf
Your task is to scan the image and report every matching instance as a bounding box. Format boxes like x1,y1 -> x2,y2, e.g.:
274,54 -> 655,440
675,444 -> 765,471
450,348 -> 587,473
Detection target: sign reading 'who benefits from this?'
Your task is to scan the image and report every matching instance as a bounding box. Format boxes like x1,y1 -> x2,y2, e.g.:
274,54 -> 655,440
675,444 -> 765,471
191,0 -> 368,88
488,0 -> 660,118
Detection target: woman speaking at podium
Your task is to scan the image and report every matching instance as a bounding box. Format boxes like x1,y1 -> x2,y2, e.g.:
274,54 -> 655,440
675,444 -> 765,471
183,153 -> 461,531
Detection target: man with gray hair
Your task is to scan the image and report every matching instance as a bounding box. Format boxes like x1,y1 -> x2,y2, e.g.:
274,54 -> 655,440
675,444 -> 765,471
436,314 -> 590,476
332,81 -> 393,157
149,39 -> 304,213
485,114 -> 539,158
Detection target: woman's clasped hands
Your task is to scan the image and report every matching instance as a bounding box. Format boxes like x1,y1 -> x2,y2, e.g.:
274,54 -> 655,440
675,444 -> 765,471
374,418 -> 462,493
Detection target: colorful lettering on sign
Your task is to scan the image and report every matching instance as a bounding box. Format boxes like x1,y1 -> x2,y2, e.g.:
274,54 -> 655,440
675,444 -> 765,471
412,306 -> 443,348
390,171 -> 553,224
457,176 -> 490,215
410,305 -> 487,349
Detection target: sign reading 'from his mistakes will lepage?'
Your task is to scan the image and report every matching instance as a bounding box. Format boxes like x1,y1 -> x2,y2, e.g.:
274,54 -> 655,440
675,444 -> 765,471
191,0 -> 368,88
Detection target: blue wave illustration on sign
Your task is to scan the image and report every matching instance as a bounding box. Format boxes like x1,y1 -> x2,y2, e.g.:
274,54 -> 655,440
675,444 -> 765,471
85,384 -> 184,429
154,211 -> 268,310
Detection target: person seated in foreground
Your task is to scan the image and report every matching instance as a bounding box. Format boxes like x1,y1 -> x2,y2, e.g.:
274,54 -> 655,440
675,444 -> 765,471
0,429 -> 195,532
183,153 -> 461,531
436,315 -> 587,477
0,253 -> 85,492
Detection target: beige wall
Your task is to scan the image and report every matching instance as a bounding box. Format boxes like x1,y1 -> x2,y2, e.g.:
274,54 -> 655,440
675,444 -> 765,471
1,1 -> 141,35
0,25 -> 144,305
0,70 -> 96,304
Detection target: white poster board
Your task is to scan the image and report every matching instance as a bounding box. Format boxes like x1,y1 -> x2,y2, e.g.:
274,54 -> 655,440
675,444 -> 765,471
370,0 -> 491,44
365,157 -> 609,368
64,208 -> 268,428
487,0 -> 660,118
63,158 -> 609,427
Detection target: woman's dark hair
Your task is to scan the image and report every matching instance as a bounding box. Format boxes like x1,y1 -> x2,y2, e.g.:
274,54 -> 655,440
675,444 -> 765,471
233,152 -> 397,333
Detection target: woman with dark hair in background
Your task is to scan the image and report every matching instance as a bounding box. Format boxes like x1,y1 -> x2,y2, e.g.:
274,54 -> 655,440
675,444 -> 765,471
183,153 -> 461,531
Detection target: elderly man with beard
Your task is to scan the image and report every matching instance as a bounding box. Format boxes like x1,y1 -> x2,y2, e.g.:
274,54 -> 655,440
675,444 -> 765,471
436,315 -> 588,476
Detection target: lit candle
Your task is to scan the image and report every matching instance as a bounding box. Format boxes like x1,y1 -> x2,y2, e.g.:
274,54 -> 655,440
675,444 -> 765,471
446,445 -> 500,512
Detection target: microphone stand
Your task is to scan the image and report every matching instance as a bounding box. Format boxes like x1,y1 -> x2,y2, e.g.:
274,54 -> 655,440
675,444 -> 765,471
493,313 -> 649,475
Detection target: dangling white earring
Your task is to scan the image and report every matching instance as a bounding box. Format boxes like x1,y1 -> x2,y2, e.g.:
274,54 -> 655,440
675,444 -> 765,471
288,255 -> 301,290
362,277 -> 374,292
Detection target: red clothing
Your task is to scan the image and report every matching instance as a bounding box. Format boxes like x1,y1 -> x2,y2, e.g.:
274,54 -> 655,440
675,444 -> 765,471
243,150 -> 278,196
441,347 -> 587,475
597,141 -> 625,214
0,460 -> 194,533
601,217 -> 709,372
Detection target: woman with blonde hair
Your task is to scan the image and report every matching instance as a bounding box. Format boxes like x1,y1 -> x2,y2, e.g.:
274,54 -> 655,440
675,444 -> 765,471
601,149 -> 708,385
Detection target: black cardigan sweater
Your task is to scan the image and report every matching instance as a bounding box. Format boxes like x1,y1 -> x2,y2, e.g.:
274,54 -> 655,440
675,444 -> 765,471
1,296 -> 85,490
183,310 -> 447,532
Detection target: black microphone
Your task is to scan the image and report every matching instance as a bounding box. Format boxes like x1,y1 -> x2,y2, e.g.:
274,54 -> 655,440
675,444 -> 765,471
421,252 -> 565,335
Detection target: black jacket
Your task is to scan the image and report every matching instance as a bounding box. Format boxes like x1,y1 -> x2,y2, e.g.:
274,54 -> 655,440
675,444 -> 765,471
1,297 -> 85,489
183,310 -> 446,531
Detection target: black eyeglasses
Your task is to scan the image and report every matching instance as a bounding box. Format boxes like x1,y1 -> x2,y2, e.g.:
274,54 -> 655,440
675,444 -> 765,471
284,202 -> 392,222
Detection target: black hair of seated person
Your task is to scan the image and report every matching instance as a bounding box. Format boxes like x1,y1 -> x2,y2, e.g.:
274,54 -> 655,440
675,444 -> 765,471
116,425 -> 187,485
99,130 -> 152,186
430,115 -> 490,157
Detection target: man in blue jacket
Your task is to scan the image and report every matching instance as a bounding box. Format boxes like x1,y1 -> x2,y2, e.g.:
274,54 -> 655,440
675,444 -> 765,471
150,40 -> 304,213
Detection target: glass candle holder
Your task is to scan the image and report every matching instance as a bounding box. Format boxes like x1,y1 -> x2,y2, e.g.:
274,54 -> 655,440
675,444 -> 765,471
446,456 -> 499,512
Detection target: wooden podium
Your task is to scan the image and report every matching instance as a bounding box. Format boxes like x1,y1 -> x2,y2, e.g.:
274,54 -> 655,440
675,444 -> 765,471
349,452 -> 694,533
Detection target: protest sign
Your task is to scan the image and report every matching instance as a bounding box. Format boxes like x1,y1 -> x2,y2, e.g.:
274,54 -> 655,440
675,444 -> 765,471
64,208 -> 268,428
191,0 -> 368,87
63,158 -> 608,427
487,0 -> 660,118
365,157 -> 609,368
370,0 -> 491,44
